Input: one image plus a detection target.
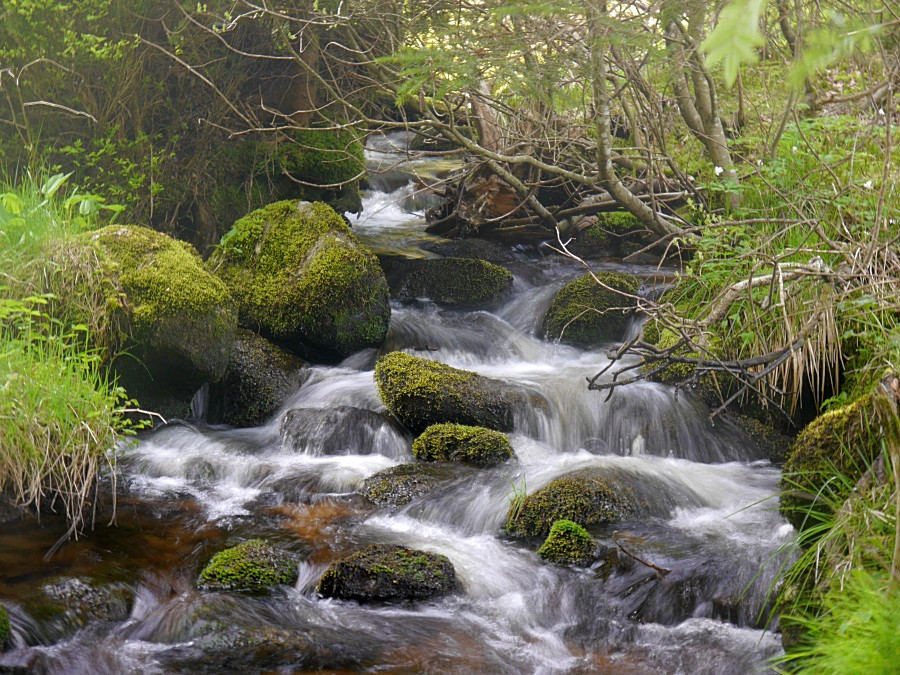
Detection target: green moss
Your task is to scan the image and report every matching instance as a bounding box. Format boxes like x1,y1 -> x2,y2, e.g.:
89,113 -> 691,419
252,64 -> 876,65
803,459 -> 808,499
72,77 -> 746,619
198,540 -> 298,593
780,392 -> 880,532
397,258 -> 513,307
210,200 -> 390,357
374,351 -> 513,433
0,605 -> 10,646
572,212 -> 643,258
316,544 -> 458,602
412,423 -> 514,467
543,272 -> 640,347
506,471 -> 631,538
275,128 -> 365,188
537,519 -> 594,565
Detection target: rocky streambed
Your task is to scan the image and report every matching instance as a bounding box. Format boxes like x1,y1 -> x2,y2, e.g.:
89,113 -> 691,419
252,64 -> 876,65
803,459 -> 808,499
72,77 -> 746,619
0,137 -> 794,674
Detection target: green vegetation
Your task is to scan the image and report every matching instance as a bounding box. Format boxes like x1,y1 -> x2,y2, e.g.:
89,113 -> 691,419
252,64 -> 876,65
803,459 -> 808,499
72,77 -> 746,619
412,423 -> 514,466
198,540 -> 298,593
536,519 -> 594,565
396,258 -> 514,307
543,272 -> 640,347
316,544 -> 459,602
374,351 -> 514,433
210,200 -> 390,358
505,471 -> 631,538
0,605 -> 10,646
0,174 -> 134,531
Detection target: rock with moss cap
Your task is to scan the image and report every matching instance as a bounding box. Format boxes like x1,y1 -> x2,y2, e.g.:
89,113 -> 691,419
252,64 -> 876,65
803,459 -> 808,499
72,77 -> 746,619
570,212 -> 647,259
317,544 -> 459,602
537,519 -> 595,565
412,423 -> 513,467
506,470 -> 632,538
55,225 -> 236,415
198,540 -> 298,592
209,200 -> 390,360
392,258 -> 513,308
0,605 -> 10,648
375,351 -> 539,433
362,462 -> 465,508
542,272 -> 640,347
208,329 -> 307,428
780,390 -> 883,532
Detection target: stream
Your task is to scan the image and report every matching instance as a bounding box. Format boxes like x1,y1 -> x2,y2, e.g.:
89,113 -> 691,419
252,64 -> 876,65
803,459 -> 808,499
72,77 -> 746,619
0,135 -> 792,674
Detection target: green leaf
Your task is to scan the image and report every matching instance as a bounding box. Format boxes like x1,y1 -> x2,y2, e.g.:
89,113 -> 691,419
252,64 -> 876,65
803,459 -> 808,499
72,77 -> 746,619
40,172 -> 73,198
700,0 -> 765,88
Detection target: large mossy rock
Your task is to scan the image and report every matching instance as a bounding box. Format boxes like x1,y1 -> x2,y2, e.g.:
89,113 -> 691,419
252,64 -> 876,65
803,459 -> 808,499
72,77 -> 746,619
362,462 -> 463,508
412,423 -> 513,467
542,272 -> 640,347
392,257 -> 513,307
780,391 -> 882,532
60,226 -> 237,412
209,200 -> 390,359
506,470 -> 632,538
317,544 -> 459,602
536,519 -> 595,565
198,540 -> 298,593
374,351 -> 525,433
569,212 -> 648,259
208,329 -> 306,428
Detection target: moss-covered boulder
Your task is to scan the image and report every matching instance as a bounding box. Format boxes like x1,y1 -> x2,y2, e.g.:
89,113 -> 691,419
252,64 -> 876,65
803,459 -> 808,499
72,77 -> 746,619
536,519 -> 594,565
210,200 -> 390,359
198,540 -> 298,592
542,272 -> 640,347
317,544 -> 459,602
57,226 -> 237,411
393,258 -> 513,308
208,329 -> 306,428
570,212 -> 646,259
374,351 -> 524,433
23,577 -> 133,642
780,392 -> 882,532
0,605 -> 10,647
412,423 -> 513,467
506,470 -> 632,538
362,462 -> 464,508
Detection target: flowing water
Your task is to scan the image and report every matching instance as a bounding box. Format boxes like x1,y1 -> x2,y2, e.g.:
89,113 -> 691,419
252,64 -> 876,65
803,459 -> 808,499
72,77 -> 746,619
0,135 -> 793,674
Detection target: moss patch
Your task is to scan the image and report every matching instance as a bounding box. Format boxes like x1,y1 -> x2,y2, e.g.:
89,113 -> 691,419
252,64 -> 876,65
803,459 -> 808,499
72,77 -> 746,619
210,200 -> 390,358
780,392 -> 880,532
571,212 -> 643,258
412,423 -> 513,467
316,543 -> 459,602
374,351 -> 515,433
362,462 -> 462,508
0,605 -> 10,646
395,258 -> 513,307
537,519 -> 594,565
506,470 -> 631,538
198,540 -> 298,593
543,272 -> 640,347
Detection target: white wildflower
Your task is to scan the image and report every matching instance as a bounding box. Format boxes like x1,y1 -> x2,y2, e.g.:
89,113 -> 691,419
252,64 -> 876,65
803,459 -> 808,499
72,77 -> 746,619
714,166 -> 724,176
791,146 -> 798,154
878,108 -> 885,116
863,180 -> 873,190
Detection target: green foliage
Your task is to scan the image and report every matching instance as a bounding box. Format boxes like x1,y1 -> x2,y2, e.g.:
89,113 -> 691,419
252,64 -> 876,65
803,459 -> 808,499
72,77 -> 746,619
198,540 -> 298,593
701,0 -> 765,86
412,423 -> 514,467
537,519 -> 594,565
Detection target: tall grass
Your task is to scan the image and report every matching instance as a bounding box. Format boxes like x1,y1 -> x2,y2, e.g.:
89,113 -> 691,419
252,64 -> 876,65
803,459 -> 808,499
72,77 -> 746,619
0,172 -> 130,538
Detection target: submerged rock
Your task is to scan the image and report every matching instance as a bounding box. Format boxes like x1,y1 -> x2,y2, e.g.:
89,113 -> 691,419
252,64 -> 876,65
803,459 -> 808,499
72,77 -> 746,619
536,519 -> 595,565
24,577 -> 133,642
53,226 -> 237,415
375,351 -> 535,433
209,329 -> 306,428
392,257 -> 513,307
317,544 -> 459,602
209,200 -> 390,360
412,423 -> 514,467
361,462 -> 463,508
542,272 -> 640,347
506,470 -> 632,538
280,406 -> 408,456
198,540 -> 298,592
